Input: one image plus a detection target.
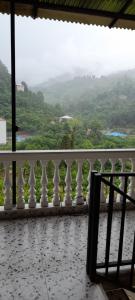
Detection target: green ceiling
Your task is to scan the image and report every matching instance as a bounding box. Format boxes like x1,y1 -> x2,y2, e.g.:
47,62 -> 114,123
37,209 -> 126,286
39,0 -> 133,13
0,0 -> 135,29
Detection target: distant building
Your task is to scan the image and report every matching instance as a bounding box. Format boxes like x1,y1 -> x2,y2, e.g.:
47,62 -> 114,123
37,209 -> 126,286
86,128 -> 92,136
59,115 -> 73,122
0,118 -> 6,144
16,83 -> 24,92
16,132 -> 31,142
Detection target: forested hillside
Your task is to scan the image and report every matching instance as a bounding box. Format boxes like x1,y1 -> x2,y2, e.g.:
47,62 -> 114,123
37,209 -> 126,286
0,61 -> 11,129
0,60 -> 63,133
1,61 -> 135,205
33,69 -> 135,128
1,59 -> 135,150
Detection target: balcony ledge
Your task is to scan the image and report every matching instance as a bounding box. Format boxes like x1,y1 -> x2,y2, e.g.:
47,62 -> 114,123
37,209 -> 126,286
0,202 -> 135,220
0,202 -> 88,220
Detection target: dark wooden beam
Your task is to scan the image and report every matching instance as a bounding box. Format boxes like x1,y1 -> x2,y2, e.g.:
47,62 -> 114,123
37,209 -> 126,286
3,0 -> 135,22
109,0 -> 134,28
32,0 -> 38,19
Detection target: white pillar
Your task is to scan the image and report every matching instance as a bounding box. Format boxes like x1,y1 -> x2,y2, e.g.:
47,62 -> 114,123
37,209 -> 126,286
17,161 -> 25,209
53,160 -> 60,206
64,159 -> 72,206
110,159 -> 117,203
40,160 -> 48,207
118,159 -> 125,203
76,159 -> 84,205
100,159 -> 106,204
87,159 -> 94,204
4,161 -> 12,210
130,159 -> 135,199
28,160 -> 36,208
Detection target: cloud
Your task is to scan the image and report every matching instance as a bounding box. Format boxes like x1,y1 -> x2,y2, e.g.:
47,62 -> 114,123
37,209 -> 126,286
0,13 -> 135,85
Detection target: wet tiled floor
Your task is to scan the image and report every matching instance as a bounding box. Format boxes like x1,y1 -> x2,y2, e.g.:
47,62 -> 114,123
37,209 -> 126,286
0,215 -> 107,300
0,212 -> 134,300
97,211 -> 135,263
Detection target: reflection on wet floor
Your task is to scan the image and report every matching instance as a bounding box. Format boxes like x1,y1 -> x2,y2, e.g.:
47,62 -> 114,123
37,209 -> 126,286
0,212 -> 134,299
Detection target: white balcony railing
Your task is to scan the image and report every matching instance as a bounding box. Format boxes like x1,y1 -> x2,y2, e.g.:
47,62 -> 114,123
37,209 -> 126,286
0,149 -> 135,214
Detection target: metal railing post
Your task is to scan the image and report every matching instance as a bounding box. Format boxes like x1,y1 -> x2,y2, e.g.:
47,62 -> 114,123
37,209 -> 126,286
130,233 -> 135,289
86,171 -> 97,274
11,0 -> 16,205
87,172 -> 101,282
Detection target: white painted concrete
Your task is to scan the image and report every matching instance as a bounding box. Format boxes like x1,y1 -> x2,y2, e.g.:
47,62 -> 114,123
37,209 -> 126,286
0,119 -> 6,144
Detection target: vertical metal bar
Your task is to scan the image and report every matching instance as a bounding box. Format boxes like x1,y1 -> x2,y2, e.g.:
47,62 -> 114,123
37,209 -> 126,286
11,0 -> 16,205
86,171 -> 97,274
88,173 -> 101,282
130,233 -> 135,288
105,176 -> 114,276
116,176 -> 128,278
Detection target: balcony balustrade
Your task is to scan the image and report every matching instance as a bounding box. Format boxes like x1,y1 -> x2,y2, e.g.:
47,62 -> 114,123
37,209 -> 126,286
0,150 -> 135,298
0,149 -> 135,218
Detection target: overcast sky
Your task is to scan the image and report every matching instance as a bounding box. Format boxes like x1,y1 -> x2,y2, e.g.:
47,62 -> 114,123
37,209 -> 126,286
0,13 -> 135,86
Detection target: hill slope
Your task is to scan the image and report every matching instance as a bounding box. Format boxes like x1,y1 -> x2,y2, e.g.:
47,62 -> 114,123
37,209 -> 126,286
0,60 -> 63,133
1,59 -> 135,133
32,69 -> 135,128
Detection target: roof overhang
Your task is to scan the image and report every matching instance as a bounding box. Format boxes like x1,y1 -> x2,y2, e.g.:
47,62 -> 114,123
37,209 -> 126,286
0,0 -> 135,30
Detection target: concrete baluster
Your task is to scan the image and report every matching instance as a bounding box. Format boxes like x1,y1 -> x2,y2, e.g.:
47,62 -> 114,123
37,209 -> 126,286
87,159 -> 94,204
76,159 -> 84,205
110,158 -> 117,203
40,160 -> 48,207
118,159 -> 125,203
28,160 -> 36,208
17,161 -> 25,209
53,160 -> 60,206
64,160 -> 72,206
100,159 -> 106,204
4,161 -> 12,210
130,159 -> 135,199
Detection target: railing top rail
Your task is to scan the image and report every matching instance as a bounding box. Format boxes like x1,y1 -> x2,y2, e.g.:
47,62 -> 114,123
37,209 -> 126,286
0,148 -> 135,161
0,148 -> 135,153
101,172 -> 135,177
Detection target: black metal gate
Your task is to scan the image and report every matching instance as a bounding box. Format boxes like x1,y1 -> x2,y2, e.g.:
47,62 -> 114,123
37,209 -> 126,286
86,171 -> 135,291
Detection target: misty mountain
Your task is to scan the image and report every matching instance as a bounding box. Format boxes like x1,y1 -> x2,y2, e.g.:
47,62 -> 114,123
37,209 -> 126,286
1,58 -> 135,132
31,68 -> 135,107
31,73 -> 76,92
31,68 -> 135,128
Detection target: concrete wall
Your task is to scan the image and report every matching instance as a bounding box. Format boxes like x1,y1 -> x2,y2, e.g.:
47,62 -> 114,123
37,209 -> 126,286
0,120 -> 6,144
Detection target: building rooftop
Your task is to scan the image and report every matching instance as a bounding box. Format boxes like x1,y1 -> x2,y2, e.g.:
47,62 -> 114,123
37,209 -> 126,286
60,115 -> 73,119
16,83 -> 23,86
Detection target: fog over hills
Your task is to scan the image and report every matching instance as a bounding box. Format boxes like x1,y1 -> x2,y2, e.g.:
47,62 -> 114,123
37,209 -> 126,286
1,57 -> 135,132
31,68 -> 135,106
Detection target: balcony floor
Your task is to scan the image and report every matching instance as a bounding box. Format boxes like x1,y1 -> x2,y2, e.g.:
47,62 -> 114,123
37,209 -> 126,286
0,215 -> 106,300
